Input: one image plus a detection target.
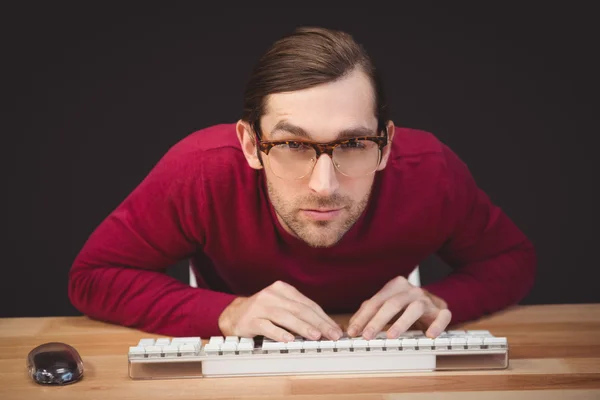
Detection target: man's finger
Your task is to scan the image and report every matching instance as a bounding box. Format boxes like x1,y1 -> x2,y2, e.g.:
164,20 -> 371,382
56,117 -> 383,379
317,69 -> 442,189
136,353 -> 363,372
425,308 -> 452,338
356,277 -> 413,317
387,299 -> 427,338
253,318 -> 295,342
360,291 -> 417,339
273,296 -> 341,340
275,283 -> 342,339
264,304 -> 326,341
347,300 -> 378,337
293,295 -> 340,335
347,295 -> 397,337
348,298 -> 387,336
348,277 -> 414,336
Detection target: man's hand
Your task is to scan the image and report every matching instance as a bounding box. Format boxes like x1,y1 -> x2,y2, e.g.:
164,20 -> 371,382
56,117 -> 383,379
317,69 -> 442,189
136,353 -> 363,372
218,280 -> 343,342
347,276 -> 452,339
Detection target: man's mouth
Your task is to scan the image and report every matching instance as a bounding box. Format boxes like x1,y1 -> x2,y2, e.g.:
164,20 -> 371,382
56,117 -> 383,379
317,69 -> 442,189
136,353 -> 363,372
300,208 -> 343,221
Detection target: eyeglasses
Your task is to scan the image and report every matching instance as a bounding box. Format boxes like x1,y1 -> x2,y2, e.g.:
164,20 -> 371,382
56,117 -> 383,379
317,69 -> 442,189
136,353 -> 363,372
254,133 -> 388,180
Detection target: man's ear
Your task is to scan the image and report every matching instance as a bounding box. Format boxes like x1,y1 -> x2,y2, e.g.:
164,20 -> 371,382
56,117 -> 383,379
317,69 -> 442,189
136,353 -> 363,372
377,120 -> 396,171
236,120 -> 263,170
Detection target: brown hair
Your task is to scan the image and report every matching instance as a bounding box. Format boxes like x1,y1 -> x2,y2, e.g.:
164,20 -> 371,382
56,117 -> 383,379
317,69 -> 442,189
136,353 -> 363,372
241,27 -> 389,137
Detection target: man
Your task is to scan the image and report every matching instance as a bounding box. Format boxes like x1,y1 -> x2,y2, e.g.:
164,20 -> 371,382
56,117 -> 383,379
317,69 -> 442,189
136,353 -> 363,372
68,27 -> 536,342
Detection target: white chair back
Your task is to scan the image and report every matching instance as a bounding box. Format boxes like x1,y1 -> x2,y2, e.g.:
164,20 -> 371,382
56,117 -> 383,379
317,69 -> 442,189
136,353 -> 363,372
408,265 -> 421,287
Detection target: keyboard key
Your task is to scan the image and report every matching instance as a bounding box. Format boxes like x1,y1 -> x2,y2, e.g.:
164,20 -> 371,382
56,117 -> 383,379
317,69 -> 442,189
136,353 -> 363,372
451,338 -> 467,349
221,341 -> 237,355
335,338 -> 352,352
262,341 -> 284,353
417,338 -> 434,350
163,344 -> 179,357
203,343 -> 220,356
484,337 -> 507,348
129,346 -> 145,358
384,338 -> 401,350
368,339 -> 385,351
137,338 -> 155,346
209,336 -> 224,345
402,339 -> 417,350
467,330 -> 491,337
179,344 -> 197,356
433,338 -> 450,350
237,342 -> 253,354
286,341 -> 303,353
467,337 -> 484,348
171,337 -> 201,345
303,341 -> 319,352
352,339 -> 368,351
145,345 -> 162,358
319,340 -> 335,352
155,338 -> 171,346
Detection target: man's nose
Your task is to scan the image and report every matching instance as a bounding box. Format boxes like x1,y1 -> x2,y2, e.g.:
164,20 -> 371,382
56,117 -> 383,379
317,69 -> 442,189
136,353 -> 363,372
308,154 -> 340,195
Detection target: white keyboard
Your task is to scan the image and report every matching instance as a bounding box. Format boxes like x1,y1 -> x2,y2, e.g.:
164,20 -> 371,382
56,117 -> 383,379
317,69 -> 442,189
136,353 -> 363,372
128,330 -> 508,379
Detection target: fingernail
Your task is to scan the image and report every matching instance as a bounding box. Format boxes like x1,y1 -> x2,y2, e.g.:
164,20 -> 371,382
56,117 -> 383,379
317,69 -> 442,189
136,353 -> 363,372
427,329 -> 440,338
284,334 -> 294,342
329,329 -> 341,340
347,325 -> 358,336
387,329 -> 398,338
309,328 -> 321,340
363,328 -> 374,339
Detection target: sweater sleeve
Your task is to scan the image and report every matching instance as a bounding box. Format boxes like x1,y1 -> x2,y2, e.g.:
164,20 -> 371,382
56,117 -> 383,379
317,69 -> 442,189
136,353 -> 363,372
68,146 -> 237,337
423,144 -> 537,326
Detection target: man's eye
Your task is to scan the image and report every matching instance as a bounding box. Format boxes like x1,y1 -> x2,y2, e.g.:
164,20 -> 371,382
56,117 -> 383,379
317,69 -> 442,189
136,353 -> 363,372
277,142 -> 311,151
340,141 -> 366,149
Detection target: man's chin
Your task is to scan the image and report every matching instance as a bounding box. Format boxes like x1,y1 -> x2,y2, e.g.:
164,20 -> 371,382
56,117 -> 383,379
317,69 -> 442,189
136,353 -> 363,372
294,224 -> 346,248
301,235 -> 341,248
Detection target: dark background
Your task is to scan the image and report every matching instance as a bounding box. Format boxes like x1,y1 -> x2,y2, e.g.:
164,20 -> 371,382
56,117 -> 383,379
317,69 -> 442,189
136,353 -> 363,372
2,3 -> 598,318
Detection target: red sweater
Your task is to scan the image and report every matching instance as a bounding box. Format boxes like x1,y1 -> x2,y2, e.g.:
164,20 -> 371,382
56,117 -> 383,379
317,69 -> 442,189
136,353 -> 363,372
68,124 -> 536,337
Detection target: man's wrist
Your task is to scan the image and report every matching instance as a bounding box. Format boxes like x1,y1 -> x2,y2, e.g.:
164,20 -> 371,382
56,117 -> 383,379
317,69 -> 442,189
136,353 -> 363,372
217,296 -> 243,335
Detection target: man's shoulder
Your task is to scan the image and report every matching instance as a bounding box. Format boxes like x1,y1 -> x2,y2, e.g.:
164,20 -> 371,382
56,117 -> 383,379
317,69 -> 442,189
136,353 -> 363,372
390,127 -> 456,173
387,126 -> 472,188
147,123 -> 249,183
166,123 -> 242,157
391,126 -> 447,159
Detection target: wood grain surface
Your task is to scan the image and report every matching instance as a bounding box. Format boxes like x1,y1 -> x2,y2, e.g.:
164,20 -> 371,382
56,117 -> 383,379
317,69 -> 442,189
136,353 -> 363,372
1,304 -> 599,399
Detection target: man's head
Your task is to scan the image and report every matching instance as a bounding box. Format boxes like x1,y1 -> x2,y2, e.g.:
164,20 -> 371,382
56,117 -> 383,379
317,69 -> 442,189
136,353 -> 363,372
236,27 -> 395,248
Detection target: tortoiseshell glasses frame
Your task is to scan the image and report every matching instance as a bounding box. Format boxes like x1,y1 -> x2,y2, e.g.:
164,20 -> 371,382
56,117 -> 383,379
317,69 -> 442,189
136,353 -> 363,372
253,129 -> 389,179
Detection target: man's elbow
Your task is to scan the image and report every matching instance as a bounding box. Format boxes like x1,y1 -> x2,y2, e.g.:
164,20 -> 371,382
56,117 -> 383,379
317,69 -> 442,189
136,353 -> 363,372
512,238 -> 538,301
68,262 -> 93,316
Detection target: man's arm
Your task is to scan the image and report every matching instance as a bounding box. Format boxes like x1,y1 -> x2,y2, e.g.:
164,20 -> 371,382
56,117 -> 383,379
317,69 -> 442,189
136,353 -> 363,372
423,144 -> 537,325
68,147 -> 237,337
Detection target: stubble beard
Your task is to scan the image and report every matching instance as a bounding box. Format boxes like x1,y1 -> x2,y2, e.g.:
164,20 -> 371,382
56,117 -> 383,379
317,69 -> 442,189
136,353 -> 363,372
267,180 -> 371,248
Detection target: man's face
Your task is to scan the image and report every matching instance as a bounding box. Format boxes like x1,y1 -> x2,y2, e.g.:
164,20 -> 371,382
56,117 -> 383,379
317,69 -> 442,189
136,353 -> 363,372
238,68 -> 394,248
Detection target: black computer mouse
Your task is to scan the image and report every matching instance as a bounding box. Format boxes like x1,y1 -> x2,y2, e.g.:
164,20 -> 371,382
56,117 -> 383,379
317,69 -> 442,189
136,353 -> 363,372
27,342 -> 84,385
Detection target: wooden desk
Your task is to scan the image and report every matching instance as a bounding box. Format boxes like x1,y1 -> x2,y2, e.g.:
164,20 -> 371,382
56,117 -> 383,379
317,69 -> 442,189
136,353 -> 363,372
1,304 -> 599,399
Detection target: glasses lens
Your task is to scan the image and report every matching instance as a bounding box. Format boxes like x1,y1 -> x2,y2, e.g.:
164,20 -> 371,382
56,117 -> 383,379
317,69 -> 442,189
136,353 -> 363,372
267,143 -> 316,179
333,139 -> 381,176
